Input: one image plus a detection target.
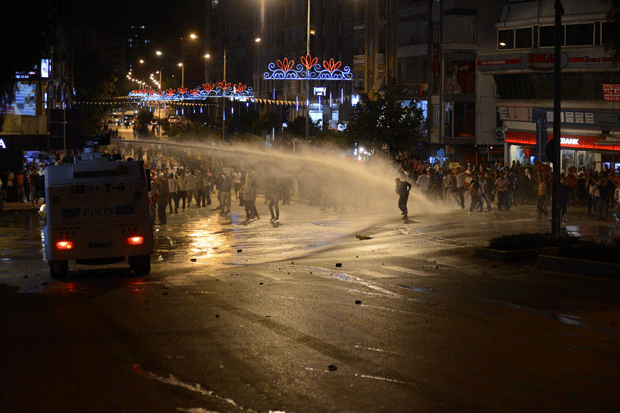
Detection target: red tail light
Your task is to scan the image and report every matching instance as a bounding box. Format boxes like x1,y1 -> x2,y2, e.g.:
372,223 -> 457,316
125,235 -> 144,246
55,240 -> 75,250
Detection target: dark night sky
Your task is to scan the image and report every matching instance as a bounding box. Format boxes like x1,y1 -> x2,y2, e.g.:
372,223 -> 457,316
76,0 -> 204,38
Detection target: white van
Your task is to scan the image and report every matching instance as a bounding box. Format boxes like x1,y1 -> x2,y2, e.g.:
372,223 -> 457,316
43,146 -> 153,278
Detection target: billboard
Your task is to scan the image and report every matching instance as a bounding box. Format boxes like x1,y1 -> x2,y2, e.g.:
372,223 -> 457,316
0,82 -> 37,116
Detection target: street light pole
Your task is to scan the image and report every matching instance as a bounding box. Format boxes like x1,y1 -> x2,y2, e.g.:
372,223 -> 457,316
305,0 -> 310,143
222,48 -> 227,141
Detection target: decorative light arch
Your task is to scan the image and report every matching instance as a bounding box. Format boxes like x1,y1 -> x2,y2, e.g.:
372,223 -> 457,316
129,82 -> 254,102
263,54 -> 353,81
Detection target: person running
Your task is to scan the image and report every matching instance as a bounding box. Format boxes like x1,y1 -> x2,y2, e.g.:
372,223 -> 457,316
479,174 -> 492,212
395,177 -> 412,219
469,178 -> 483,213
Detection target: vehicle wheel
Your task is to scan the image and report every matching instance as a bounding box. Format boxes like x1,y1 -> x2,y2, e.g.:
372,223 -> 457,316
49,260 -> 68,279
128,255 -> 150,276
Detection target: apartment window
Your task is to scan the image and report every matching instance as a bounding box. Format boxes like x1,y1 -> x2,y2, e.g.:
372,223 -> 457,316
515,27 -> 533,49
566,23 -> 594,46
539,23 -> 593,47
498,29 -> 513,49
602,22 -> 614,46
538,25 -> 561,47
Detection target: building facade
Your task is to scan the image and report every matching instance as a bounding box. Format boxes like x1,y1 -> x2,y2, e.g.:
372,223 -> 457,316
349,0 -> 501,164
254,0 -> 357,132
478,0 -> 620,171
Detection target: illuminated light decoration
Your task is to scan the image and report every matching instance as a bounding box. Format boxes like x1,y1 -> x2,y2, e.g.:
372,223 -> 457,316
129,81 -> 254,102
263,54 -> 353,81
323,58 -> 341,73
277,58 -> 295,72
301,54 -> 318,70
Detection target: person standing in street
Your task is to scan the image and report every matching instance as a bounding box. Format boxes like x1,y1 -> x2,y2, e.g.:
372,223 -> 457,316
167,172 -> 178,213
15,168 -> 25,202
4,168 -> 15,202
395,177 -> 412,219
266,175 -> 281,222
597,172 -> 616,221
530,171 -> 550,219
184,170 -> 197,208
177,170 -> 187,211
219,172 -> 233,214
157,178 -> 168,225
455,166 -> 466,209
196,170 -> 206,208
242,171 -> 259,222
29,166 -> 39,205
416,169 -> 430,197
495,171 -> 510,211
232,169 -> 242,199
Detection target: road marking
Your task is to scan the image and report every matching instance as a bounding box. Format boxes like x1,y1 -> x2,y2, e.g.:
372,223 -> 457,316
358,269 -> 396,278
384,265 -> 429,276
255,271 -> 284,281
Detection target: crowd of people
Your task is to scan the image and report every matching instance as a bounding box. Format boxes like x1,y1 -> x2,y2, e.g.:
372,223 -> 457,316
2,146 -> 619,227
1,163 -> 43,206
147,164 -> 293,225
393,157 -> 620,223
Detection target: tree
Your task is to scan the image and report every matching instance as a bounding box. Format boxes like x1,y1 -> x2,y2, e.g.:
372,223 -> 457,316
73,47 -> 119,136
287,115 -> 319,138
136,110 -> 154,133
346,77 -> 425,153
252,112 -> 280,136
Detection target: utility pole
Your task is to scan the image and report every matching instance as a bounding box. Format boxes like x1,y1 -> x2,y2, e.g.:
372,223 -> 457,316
551,0 -> 563,238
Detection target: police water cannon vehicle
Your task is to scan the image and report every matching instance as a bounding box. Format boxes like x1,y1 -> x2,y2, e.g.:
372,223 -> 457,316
43,134 -> 153,279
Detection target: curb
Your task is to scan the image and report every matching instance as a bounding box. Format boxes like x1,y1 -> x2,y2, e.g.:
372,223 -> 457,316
474,247 -> 558,263
537,255 -> 620,280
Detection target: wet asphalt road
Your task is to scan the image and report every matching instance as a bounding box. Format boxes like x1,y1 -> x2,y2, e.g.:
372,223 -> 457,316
1,201 -> 620,413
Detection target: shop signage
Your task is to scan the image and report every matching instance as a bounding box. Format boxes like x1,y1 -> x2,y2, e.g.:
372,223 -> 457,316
526,51 -> 569,71
603,84 -> 620,102
0,138 -> 6,149
506,131 -> 599,150
560,137 -> 579,146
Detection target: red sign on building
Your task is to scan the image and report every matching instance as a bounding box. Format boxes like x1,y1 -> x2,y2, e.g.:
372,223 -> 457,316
603,84 -> 620,102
